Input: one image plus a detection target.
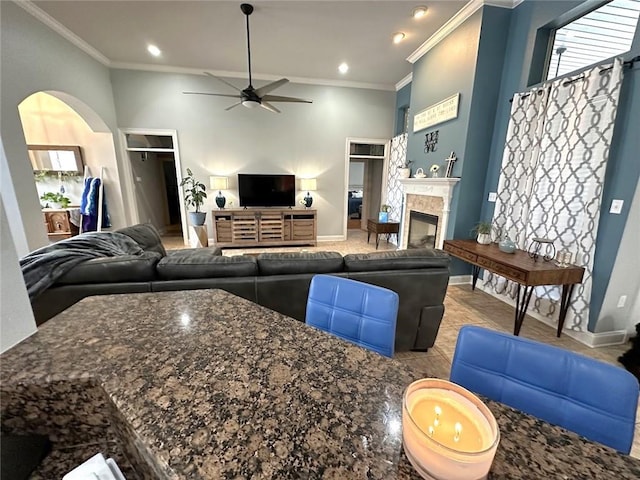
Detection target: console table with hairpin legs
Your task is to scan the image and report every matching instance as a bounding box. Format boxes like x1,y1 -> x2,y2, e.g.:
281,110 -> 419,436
443,239 -> 585,337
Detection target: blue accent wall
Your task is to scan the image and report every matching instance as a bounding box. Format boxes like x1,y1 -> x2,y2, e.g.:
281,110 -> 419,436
394,82 -> 411,136
395,0 -> 639,330
480,0 -> 640,331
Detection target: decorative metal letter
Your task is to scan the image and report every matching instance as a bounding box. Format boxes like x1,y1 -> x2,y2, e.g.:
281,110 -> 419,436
424,130 -> 439,153
444,151 -> 457,178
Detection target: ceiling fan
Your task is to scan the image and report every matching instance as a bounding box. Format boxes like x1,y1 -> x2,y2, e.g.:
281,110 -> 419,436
183,3 -> 312,113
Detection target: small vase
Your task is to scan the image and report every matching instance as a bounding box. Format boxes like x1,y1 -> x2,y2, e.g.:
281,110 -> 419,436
499,236 -> 516,253
477,233 -> 491,245
398,168 -> 411,179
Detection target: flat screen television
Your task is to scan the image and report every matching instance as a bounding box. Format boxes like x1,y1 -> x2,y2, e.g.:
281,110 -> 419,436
238,173 -> 296,207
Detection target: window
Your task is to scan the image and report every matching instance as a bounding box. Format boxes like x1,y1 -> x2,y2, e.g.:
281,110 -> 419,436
546,0 -> 640,80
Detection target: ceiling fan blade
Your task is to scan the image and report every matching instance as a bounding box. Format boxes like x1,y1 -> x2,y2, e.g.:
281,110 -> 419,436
261,94 -> 313,104
260,101 -> 281,113
183,91 -> 242,99
225,102 -> 243,111
255,78 -> 289,97
204,72 -> 243,92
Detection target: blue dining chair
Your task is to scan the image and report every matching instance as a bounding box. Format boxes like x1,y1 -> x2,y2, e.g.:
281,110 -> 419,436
450,325 -> 639,453
305,275 -> 399,357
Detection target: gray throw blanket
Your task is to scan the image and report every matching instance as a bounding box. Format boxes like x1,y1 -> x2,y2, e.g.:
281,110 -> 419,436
20,232 -> 144,300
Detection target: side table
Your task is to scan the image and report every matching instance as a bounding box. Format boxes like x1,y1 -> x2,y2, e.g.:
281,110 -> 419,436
367,219 -> 400,249
189,225 -> 208,248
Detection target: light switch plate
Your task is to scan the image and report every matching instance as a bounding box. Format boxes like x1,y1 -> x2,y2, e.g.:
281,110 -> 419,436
617,295 -> 627,308
610,199 -> 624,214
488,192 -> 497,202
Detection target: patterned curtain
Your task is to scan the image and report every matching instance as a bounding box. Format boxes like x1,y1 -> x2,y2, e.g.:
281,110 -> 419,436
486,58 -> 624,332
386,133 -> 407,242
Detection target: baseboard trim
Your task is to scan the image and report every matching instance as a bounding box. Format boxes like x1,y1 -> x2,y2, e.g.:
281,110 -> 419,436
449,275 -> 472,285
449,277 -> 628,348
318,235 -> 346,242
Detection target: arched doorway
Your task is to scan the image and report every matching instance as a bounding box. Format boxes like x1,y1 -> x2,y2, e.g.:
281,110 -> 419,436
17,91 -> 127,242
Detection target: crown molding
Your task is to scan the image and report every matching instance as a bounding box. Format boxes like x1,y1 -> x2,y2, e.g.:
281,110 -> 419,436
406,0 -> 518,65
110,62 -> 396,91
395,73 -> 413,91
16,0 -> 110,66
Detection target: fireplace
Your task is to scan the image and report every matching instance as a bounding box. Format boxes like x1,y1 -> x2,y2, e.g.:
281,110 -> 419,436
407,211 -> 438,249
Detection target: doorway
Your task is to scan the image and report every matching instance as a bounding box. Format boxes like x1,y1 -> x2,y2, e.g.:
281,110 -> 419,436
120,130 -> 188,246
344,138 -> 389,235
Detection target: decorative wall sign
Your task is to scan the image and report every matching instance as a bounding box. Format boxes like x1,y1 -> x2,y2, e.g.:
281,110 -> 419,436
413,93 -> 460,133
424,130 -> 439,153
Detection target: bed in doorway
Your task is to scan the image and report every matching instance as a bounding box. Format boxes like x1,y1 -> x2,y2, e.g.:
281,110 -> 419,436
348,190 -> 362,219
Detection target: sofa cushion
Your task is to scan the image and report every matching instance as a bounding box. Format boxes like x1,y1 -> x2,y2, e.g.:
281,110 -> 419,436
157,249 -> 256,279
257,252 -> 344,275
115,224 -> 167,257
344,249 -> 450,272
56,252 -> 162,285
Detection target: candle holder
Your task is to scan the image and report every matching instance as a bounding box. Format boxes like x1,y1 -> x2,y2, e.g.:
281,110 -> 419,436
527,237 -> 555,262
402,379 -> 500,480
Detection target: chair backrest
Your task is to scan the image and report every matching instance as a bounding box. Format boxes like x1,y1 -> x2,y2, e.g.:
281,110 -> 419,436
305,274 -> 399,357
450,325 -> 639,453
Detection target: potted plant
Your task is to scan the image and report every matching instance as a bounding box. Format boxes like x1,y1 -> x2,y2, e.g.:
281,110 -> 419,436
398,160 -> 413,179
40,192 -> 71,209
180,168 -> 207,226
471,221 -> 493,245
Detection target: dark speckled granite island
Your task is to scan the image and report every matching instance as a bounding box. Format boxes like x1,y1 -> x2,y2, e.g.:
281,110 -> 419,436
2,290 -> 640,479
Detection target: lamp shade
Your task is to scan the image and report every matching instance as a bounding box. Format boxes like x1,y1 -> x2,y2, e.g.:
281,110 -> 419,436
300,178 -> 317,191
210,176 -> 228,190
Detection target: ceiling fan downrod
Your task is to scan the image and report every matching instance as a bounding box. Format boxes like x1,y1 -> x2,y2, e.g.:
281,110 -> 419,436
241,3 -> 254,89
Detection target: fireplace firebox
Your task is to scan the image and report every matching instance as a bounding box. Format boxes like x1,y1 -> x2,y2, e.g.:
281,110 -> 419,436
407,211 -> 438,249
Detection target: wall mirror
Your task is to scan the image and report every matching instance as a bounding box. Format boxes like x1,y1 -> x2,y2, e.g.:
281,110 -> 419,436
28,145 -> 83,173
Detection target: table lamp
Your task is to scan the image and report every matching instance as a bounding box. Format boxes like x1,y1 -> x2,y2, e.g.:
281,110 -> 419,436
300,178 -> 317,208
210,176 -> 229,209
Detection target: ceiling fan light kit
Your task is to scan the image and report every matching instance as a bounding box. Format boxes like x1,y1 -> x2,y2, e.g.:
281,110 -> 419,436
183,3 -> 312,113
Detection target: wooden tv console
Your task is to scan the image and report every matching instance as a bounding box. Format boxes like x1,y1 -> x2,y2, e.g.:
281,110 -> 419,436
211,208 -> 317,248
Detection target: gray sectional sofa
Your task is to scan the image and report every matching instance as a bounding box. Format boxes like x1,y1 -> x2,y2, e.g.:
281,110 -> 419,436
30,224 -> 451,352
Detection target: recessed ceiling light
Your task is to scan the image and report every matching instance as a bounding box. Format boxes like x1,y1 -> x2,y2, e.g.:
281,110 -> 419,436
412,6 -> 428,19
338,62 -> 349,74
393,32 -> 406,44
147,44 -> 161,57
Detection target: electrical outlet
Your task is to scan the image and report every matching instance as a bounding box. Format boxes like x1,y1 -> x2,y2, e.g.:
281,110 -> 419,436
488,192 -> 497,202
610,199 -> 624,214
617,295 -> 627,308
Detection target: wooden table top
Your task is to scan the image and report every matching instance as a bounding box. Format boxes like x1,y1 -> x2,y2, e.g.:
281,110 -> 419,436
444,239 -> 585,286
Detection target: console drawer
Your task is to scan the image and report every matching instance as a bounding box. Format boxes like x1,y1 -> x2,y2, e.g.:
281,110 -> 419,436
444,244 -> 477,263
477,257 -> 526,282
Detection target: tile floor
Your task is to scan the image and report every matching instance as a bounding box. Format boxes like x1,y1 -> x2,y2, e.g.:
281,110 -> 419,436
163,227 -> 640,457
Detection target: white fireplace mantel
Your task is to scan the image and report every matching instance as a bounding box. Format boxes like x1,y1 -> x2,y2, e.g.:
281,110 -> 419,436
398,177 -> 460,249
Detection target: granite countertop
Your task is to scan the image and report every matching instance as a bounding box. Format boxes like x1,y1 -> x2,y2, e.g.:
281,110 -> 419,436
2,289 -> 640,479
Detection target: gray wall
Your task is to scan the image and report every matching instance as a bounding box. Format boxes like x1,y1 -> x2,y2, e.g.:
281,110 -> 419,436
110,69 -> 395,237
407,10 -> 481,181
597,179 -> 640,333
0,184 -> 37,354
394,83 -> 412,136
0,2 -> 129,255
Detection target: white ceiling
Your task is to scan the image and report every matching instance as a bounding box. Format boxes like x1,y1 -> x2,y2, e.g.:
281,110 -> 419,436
29,0 -> 471,89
